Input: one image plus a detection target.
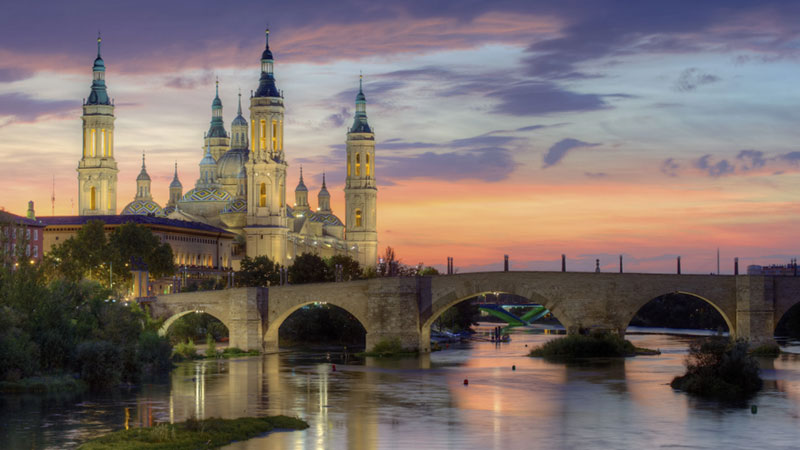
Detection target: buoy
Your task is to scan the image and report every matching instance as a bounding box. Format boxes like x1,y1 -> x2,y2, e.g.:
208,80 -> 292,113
332,364 -> 336,372
512,365 -> 516,371
525,344 -> 528,347
751,405 -> 758,414
463,378 -> 469,385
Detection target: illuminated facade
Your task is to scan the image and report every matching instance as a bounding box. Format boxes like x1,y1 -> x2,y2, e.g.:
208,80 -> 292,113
77,36 -> 118,216
75,30 -> 379,270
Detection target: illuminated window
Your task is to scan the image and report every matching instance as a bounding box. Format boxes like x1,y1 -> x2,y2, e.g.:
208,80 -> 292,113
272,120 -> 277,150
90,129 -> 96,157
355,209 -> 362,227
260,120 -> 267,150
109,131 -> 113,157
251,120 -> 255,150
347,158 -> 351,177
366,154 -> 371,176
101,129 -> 106,156
260,183 -> 266,207
90,187 -> 96,210
355,154 -> 361,176
279,120 -> 283,150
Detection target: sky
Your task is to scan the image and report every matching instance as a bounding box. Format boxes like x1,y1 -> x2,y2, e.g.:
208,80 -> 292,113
2,1 -> 800,274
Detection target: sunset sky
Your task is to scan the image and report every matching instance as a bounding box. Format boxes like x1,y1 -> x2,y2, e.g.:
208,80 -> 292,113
2,1 -> 800,273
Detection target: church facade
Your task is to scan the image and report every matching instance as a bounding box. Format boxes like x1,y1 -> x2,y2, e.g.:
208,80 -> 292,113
77,31 -> 379,269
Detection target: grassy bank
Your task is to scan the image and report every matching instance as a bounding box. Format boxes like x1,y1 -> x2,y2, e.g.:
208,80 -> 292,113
78,415 -> 309,450
357,337 -> 418,358
0,374 -> 86,394
529,334 -> 660,359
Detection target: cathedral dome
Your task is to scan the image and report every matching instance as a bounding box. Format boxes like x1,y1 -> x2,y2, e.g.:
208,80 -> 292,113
122,199 -> 165,217
180,187 -> 233,203
232,113 -> 247,127
308,211 -> 343,227
221,198 -> 247,214
216,148 -> 249,179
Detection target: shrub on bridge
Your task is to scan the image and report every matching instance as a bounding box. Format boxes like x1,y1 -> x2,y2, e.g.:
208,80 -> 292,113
671,338 -> 762,400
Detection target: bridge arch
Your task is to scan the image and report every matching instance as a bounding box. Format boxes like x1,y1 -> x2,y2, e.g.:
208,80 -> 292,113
262,290 -> 372,351
158,307 -> 232,341
422,281 -> 572,352
621,290 -> 734,336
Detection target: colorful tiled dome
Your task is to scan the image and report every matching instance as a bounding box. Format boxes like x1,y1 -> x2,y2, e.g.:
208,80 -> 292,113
181,187 -> 232,203
309,212 -> 344,226
221,199 -> 247,214
122,199 -> 165,217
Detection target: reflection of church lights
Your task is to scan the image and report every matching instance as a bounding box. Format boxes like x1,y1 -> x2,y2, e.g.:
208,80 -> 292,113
195,363 -> 206,419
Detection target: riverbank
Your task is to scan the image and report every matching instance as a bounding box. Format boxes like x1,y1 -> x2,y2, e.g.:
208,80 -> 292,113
0,375 -> 86,394
529,333 -> 660,358
77,415 -> 308,449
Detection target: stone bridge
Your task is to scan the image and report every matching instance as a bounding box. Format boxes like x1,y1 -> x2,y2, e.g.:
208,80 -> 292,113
149,272 -> 800,352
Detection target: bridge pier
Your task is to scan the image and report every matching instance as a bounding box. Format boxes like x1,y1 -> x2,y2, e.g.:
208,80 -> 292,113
365,278 -> 422,351
735,276 -> 777,347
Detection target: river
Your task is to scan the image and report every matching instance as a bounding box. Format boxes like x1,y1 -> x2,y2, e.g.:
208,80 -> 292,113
2,328 -> 800,449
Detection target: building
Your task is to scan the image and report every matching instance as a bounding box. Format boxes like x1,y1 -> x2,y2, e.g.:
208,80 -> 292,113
0,201 -> 46,265
79,30 -> 379,270
39,214 -> 235,294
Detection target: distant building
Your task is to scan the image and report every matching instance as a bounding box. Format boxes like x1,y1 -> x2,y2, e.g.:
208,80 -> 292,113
747,264 -> 798,276
0,201 -> 45,264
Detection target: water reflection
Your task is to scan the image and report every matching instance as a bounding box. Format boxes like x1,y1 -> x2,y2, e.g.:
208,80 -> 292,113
3,332 -> 800,449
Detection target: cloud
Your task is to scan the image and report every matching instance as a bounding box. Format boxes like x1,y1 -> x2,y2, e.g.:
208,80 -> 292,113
674,68 -> 720,92
0,92 -> 75,124
0,68 -> 33,82
694,154 -> 735,177
660,158 -> 680,177
491,82 -> 616,116
542,138 -> 600,168
584,172 -> 608,178
381,148 -> 516,182
165,72 -> 214,90
736,149 -> 766,171
325,107 -> 351,128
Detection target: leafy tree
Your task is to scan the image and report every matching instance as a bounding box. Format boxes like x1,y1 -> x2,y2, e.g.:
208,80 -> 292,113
433,299 -> 480,333
288,253 -> 328,284
325,254 -> 363,281
418,266 -> 440,276
376,246 -> 417,277
236,255 -> 280,287
48,220 -> 108,282
108,222 -> 174,281
279,303 -> 366,346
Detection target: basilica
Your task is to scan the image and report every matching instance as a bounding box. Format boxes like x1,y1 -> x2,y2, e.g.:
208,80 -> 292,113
74,30 -> 378,270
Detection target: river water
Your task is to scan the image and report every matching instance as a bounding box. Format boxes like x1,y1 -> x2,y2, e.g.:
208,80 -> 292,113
2,329 -> 800,449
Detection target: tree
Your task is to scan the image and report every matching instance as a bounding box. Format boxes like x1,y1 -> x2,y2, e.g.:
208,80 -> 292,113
433,299 -> 480,333
325,254 -> 363,281
236,255 -> 280,287
48,221 -> 175,292
288,253 -> 328,284
376,246 -> 417,277
418,266 -> 440,276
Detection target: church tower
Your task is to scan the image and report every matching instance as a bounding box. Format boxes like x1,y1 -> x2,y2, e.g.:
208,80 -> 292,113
294,167 -> 309,212
244,29 -> 289,265
78,36 -> 118,216
344,76 -> 378,268
205,79 -> 230,161
167,162 -> 183,208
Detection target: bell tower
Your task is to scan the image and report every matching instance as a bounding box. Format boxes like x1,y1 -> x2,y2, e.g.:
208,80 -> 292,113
244,29 -> 289,265
344,75 -> 378,268
78,36 -> 118,216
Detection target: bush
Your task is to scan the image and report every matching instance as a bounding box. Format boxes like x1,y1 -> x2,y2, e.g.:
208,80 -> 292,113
529,333 -> 637,359
76,340 -> 122,390
360,337 -> 410,357
205,334 -> 217,358
0,326 -> 40,381
671,338 -> 763,400
137,331 -> 174,375
750,343 -> 781,357
174,340 -> 198,360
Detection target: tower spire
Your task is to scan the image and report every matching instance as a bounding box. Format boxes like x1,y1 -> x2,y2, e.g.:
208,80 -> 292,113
237,89 -> 242,116
350,74 -> 371,133
97,32 -> 102,58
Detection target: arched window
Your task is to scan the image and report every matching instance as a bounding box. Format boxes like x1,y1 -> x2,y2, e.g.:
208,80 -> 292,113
90,129 -> 96,157
260,183 -> 267,207
347,158 -> 351,177
366,154 -> 371,176
251,120 -> 255,150
355,209 -> 362,227
260,120 -> 267,150
101,129 -> 106,156
272,120 -> 278,150
90,187 -> 96,210
355,154 -> 361,176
